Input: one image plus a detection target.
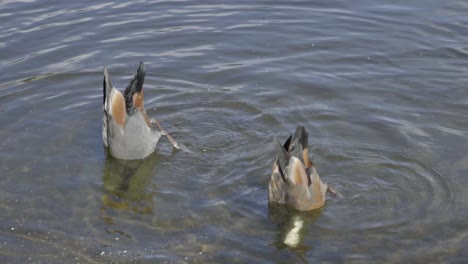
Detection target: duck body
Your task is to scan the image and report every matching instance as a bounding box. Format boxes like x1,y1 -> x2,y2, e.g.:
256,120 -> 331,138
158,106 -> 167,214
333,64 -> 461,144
269,126 -> 328,211
102,62 -> 161,160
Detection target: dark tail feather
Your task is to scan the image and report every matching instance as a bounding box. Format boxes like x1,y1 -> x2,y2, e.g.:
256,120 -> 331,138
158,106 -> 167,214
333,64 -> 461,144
124,62 -> 146,97
293,126 -> 308,150
283,135 -> 292,151
275,138 -> 290,178
288,126 -> 308,162
103,65 -> 113,105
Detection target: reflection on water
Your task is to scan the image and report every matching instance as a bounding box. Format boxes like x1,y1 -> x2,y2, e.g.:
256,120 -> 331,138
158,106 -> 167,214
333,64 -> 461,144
269,203 -> 322,252
101,154 -> 159,215
0,0 -> 468,262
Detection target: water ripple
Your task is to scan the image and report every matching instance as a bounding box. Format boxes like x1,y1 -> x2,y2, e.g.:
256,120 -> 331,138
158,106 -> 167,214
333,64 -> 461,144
0,0 -> 467,262
322,148 -> 455,231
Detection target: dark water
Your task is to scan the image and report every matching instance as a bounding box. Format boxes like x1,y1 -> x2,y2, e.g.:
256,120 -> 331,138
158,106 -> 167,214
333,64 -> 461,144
1,0 -> 468,263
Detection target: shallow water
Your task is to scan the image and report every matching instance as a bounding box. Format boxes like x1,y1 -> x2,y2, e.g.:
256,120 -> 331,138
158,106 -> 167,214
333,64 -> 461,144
1,0 -> 468,263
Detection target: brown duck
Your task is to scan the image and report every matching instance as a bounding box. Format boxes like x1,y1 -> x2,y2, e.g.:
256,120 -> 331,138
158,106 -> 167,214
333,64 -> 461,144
269,126 -> 335,211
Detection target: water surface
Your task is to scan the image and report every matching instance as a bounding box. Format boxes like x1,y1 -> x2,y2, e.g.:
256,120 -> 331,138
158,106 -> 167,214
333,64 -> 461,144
1,0 -> 468,263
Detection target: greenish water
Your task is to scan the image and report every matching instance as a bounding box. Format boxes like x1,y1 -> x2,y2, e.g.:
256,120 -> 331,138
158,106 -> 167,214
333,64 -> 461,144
1,0 -> 468,263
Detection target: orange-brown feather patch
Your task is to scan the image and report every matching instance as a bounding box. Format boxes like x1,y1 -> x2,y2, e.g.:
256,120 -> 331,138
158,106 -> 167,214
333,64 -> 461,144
310,175 -> 325,207
133,92 -> 145,110
303,149 -> 312,168
110,90 -> 126,128
133,92 -> 151,127
294,171 -> 304,185
290,158 -> 308,186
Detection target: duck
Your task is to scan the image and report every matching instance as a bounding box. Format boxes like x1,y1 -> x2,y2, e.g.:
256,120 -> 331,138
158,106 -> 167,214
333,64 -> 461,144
102,62 -> 179,160
269,126 -> 335,211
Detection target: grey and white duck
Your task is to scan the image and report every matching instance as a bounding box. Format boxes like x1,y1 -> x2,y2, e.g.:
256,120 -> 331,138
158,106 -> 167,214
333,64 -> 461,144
102,62 -> 179,160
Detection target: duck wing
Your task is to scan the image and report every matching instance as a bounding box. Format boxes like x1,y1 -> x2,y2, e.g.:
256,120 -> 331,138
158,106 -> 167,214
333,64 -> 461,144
103,66 -> 128,147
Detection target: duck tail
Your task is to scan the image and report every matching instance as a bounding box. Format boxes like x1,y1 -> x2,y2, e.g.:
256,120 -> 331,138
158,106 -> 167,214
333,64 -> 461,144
103,65 -> 114,105
288,126 -> 308,162
124,62 -> 146,110
293,125 -> 308,150
275,137 -> 291,180
102,65 -> 114,149
283,135 -> 292,151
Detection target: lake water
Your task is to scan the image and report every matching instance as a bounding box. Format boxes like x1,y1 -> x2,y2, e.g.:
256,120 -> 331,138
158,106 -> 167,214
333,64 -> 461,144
1,0 -> 468,263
